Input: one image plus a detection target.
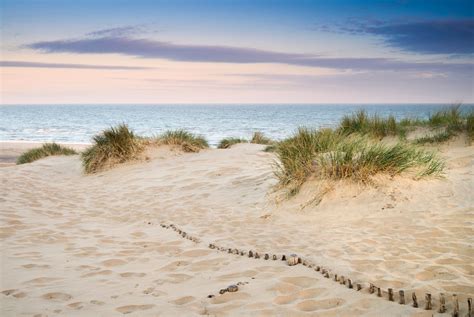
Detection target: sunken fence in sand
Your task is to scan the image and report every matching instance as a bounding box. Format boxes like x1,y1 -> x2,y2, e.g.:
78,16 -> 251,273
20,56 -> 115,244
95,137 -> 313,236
158,222 -> 473,316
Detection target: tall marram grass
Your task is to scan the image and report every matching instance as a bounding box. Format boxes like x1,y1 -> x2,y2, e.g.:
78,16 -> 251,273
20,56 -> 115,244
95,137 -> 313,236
157,129 -> 209,152
82,124 -> 143,174
17,143 -> 77,165
275,128 -> 444,195
250,132 -> 273,145
338,110 -> 400,139
218,137 -> 247,149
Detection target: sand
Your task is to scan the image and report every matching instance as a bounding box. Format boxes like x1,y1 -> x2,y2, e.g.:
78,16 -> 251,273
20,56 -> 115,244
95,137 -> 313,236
0,140 -> 473,316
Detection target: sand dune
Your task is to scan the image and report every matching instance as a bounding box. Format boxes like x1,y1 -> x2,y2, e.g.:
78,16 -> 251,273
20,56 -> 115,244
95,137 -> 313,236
1,142 -> 473,316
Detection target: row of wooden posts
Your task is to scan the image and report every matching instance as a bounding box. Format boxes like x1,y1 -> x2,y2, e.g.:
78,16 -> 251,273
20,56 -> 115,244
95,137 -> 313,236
160,223 -> 472,316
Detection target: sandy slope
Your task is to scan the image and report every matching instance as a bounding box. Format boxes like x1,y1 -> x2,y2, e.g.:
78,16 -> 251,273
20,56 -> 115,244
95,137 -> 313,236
0,142 -> 472,316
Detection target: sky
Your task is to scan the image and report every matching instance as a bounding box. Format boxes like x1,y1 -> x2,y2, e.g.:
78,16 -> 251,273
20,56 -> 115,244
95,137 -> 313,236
1,0 -> 473,104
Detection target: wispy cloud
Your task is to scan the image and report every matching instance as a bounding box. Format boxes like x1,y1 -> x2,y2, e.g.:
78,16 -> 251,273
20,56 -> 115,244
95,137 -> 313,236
316,18 -> 474,55
366,19 -> 474,54
26,35 -> 473,73
0,60 -> 151,70
86,25 -> 148,37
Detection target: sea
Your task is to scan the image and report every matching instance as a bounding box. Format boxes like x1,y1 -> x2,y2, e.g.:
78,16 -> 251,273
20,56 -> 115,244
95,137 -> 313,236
1,104 -> 473,147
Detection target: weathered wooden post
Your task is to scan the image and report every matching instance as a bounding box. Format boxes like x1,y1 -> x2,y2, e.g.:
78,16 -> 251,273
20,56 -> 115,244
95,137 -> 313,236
254,252 -> 260,259
347,279 -> 353,289
452,294 -> 459,317
272,254 -> 277,260
438,293 -> 446,313
468,298 -> 472,317
369,284 -> 375,294
334,274 -> 338,282
264,253 -> 269,260
399,290 -> 405,304
248,250 -> 254,258
412,292 -> 418,308
388,288 -> 394,301
377,287 -> 382,297
424,293 -> 432,310
356,283 -> 362,291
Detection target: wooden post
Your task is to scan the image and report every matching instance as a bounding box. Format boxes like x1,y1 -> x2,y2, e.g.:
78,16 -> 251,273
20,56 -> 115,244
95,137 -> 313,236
228,248 -> 232,253
264,253 -> 269,260
399,290 -> 405,305
340,276 -> 345,285
452,294 -> 459,317
424,293 -> 431,310
324,272 -> 330,278
356,283 -> 362,291
377,287 -> 382,297
316,266 -> 320,271
468,298 -> 472,317
369,284 -> 375,294
334,274 -> 338,282
272,254 -> 277,260
388,288 -> 394,301
248,250 -> 254,258
281,255 -> 286,261
347,279 -> 353,289
412,292 -> 418,308
438,293 -> 446,313
209,244 -> 215,249
254,252 -> 260,259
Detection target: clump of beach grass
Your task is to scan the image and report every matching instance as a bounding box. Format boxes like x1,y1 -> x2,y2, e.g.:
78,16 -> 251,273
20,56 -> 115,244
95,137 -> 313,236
338,110 -> 401,139
82,124 -> 144,174
17,142 -> 77,165
217,137 -> 247,149
466,112 -> 474,143
275,128 -> 444,195
250,131 -> 273,145
157,129 -> 208,152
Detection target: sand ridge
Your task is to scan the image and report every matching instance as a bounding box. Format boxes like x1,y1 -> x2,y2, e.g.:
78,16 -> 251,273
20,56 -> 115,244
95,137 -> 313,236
1,142 -> 473,316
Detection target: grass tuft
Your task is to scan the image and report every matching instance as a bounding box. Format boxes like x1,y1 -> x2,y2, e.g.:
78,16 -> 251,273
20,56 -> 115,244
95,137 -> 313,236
157,129 -> 209,152
17,143 -> 77,165
275,128 -> 443,195
82,124 -> 143,174
250,132 -> 273,145
338,110 -> 401,139
218,137 -> 247,149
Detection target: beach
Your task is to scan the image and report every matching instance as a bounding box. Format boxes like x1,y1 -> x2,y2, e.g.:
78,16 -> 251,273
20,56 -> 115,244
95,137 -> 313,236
1,139 -> 472,316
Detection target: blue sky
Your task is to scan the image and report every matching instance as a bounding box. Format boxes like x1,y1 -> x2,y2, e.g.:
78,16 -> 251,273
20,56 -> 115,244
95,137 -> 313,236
1,0 -> 473,103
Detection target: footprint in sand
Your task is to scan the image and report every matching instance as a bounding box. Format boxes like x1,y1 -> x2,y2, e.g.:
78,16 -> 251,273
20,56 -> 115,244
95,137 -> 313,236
280,276 -> 319,288
81,269 -> 113,277
172,296 -> 195,305
296,298 -> 345,312
101,259 -> 127,267
297,288 -> 326,299
273,294 -> 298,305
22,263 -> 50,269
42,292 -> 73,302
116,304 -> 155,314
67,302 -> 84,310
120,272 -> 146,278
2,289 -> 17,296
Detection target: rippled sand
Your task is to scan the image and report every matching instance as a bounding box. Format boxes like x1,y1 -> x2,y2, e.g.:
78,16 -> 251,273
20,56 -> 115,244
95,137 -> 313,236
1,141 -> 472,316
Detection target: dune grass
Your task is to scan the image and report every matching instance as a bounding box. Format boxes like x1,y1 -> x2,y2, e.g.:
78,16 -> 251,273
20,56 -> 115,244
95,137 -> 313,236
250,131 -> 273,145
157,129 -> 209,152
275,128 -> 443,195
217,137 -> 247,149
17,143 -> 77,165
467,112 -> 474,143
338,110 -> 401,139
339,105 -> 473,144
82,124 -> 144,174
